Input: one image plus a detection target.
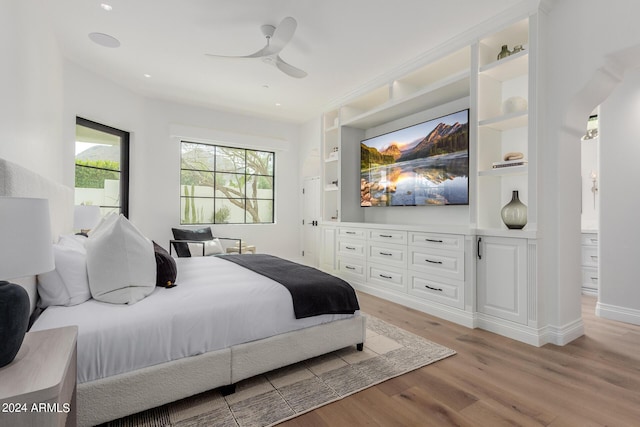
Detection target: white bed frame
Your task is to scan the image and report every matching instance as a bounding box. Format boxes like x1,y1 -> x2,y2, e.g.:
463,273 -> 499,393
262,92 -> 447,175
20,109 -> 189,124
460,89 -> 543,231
0,158 -> 366,426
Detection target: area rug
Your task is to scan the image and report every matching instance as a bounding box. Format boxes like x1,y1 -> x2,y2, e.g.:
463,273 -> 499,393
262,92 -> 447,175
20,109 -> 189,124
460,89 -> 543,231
102,314 -> 455,427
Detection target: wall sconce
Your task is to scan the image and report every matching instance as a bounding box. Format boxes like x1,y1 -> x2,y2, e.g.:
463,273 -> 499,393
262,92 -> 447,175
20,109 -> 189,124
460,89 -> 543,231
590,171 -> 598,209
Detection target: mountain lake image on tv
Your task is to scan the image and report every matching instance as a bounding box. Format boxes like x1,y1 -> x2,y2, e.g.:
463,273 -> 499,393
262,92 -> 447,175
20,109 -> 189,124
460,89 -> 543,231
360,109 -> 469,207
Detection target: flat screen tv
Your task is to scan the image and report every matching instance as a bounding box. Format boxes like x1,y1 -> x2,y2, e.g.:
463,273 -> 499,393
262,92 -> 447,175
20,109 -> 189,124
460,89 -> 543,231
360,109 -> 469,207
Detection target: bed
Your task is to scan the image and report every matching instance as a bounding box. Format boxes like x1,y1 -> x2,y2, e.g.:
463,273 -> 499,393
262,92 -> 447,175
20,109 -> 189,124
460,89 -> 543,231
0,158 -> 366,426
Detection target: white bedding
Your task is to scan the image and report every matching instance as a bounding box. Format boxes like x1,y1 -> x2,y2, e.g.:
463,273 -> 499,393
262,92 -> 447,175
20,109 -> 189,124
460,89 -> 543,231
31,256 -> 355,384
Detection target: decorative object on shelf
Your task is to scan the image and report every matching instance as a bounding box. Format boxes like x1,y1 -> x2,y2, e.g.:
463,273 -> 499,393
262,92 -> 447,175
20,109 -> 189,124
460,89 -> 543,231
497,44 -> 511,60
503,151 -> 524,161
512,44 -> 524,54
0,197 -> 54,367
501,96 -> 528,114
327,146 -> 339,161
501,190 -> 527,229
493,151 -> 527,169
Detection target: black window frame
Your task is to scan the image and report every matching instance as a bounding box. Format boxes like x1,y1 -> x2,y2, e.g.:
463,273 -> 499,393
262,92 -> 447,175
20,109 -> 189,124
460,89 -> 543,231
75,117 -> 130,217
180,140 -> 275,225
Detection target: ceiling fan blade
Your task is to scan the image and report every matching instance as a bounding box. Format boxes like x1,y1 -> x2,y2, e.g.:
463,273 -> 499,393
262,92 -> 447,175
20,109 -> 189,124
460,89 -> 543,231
275,55 -> 307,78
206,44 -> 270,59
268,17 -> 297,54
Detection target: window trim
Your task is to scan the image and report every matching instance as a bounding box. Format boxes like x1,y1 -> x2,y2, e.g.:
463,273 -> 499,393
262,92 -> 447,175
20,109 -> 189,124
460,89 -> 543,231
75,117 -> 130,217
180,140 -> 275,225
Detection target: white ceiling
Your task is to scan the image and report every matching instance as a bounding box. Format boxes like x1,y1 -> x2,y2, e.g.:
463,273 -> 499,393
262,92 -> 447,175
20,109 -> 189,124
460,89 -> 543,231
46,0 -> 520,123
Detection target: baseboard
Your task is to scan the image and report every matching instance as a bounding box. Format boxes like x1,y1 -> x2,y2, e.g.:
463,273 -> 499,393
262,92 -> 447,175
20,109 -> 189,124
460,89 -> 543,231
475,314 -> 549,347
540,318 -> 585,346
596,301 -> 640,326
355,283 -> 475,328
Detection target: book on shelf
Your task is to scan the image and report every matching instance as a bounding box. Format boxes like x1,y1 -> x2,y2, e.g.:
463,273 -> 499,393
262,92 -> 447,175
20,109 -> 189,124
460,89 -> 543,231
492,159 -> 528,169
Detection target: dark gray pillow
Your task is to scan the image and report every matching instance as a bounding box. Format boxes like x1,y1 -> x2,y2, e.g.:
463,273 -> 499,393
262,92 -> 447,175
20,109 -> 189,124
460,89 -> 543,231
153,242 -> 177,287
171,227 -> 214,257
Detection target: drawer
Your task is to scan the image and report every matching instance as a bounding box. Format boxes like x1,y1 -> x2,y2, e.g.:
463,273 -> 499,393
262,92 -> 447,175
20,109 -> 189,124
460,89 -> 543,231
581,266 -> 599,290
581,246 -> 598,267
581,233 -> 598,246
367,242 -> 407,268
409,247 -> 464,280
337,257 -> 366,282
367,264 -> 407,292
408,232 -> 463,251
367,229 -> 407,244
408,273 -> 464,309
338,239 -> 366,258
338,227 -> 366,239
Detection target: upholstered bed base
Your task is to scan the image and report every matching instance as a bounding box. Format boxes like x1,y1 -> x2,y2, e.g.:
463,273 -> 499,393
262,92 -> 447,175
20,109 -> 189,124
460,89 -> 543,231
0,158 -> 367,426
78,315 -> 366,426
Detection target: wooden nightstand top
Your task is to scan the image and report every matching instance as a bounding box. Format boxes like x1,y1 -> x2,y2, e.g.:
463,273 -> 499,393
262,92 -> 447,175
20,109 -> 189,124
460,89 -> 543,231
0,326 -> 77,403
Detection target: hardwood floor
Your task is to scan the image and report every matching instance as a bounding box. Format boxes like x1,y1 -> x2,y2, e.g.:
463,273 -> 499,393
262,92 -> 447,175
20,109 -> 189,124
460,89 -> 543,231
282,293 -> 640,426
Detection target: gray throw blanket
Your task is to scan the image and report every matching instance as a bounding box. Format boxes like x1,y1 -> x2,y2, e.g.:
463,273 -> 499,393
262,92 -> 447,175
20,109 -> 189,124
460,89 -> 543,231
219,254 -> 360,319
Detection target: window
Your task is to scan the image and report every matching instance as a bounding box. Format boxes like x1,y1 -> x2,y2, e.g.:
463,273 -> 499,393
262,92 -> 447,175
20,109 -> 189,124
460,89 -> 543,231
75,117 -> 130,217
180,141 -> 275,224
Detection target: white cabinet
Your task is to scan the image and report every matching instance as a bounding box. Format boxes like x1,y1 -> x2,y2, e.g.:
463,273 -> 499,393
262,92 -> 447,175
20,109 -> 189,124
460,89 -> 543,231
319,225 -> 337,273
334,223 -> 470,321
476,236 -> 528,325
336,226 -> 366,283
581,232 -> 599,295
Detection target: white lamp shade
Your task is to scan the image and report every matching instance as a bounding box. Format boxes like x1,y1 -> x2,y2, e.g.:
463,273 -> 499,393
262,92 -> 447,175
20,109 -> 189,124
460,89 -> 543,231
74,205 -> 101,230
0,197 -> 55,280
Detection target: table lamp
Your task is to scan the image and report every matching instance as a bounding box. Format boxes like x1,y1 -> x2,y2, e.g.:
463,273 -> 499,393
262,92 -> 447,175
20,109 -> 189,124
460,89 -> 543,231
0,197 -> 54,367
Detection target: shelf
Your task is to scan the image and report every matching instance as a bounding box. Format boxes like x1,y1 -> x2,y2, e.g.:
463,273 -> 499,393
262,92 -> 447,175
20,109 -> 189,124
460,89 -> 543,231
324,124 -> 339,133
324,156 -> 339,163
479,50 -> 528,82
479,110 -> 527,131
342,70 -> 470,129
478,165 -> 528,176
324,185 -> 339,192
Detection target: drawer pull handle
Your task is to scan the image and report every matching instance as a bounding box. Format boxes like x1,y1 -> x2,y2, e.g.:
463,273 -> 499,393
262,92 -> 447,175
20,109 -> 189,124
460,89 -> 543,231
345,231 -> 356,235
380,274 -> 393,279
346,246 -> 356,250
591,277 -> 598,281
345,266 -> 356,270
425,285 -> 443,292
380,252 -> 393,256
425,259 -> 443,264
380,234 -> 393,238
425,238 -> 444,243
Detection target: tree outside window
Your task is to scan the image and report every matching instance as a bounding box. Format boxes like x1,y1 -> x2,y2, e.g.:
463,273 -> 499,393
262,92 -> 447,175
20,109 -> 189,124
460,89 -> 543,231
180,142 -> 274,224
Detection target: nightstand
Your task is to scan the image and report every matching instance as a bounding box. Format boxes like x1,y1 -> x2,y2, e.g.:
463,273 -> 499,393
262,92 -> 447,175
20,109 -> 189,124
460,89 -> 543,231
0,326 -> 78,427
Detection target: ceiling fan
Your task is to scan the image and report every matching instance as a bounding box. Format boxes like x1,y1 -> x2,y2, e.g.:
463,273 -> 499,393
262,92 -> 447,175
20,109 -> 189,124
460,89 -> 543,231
206,16 -> 307,79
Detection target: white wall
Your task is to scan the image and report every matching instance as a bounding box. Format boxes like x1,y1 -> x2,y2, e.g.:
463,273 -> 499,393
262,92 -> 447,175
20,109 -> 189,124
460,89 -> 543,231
63,61 -> 302,259
0,0 -> 64,182
597,70 -> 640,323
542,0 -> 640,332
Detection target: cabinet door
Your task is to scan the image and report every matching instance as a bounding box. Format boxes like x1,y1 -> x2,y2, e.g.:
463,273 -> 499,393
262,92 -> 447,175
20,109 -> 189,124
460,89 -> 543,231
476,236 -> 527,324
319,226 -> 337,272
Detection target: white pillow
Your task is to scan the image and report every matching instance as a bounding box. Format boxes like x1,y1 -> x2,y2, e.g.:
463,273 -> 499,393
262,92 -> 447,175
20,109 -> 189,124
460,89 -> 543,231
188,238 -> 223,256
37,242 -> 91,308
85,214 -> 156,304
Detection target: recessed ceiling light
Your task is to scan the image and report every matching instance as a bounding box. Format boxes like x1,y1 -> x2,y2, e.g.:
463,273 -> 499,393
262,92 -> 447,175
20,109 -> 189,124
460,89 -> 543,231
143,74 -> 152,78
88,32 -> 120,48
100,3 -> 113,11
275,103 -> 281,107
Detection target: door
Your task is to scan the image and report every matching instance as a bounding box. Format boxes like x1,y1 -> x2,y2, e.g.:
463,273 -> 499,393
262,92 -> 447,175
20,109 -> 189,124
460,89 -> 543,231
302,177 -> 321,267
477,236 -> 528,324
